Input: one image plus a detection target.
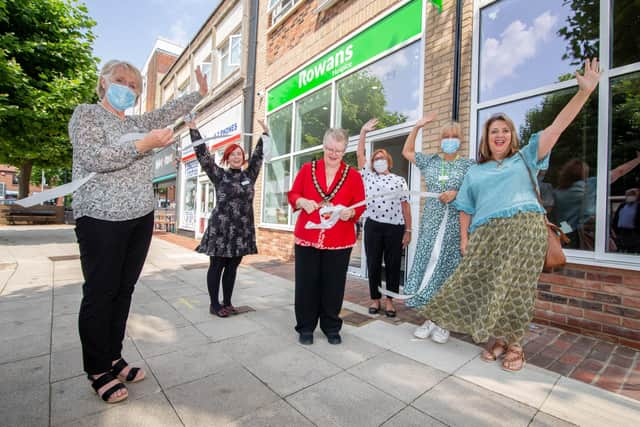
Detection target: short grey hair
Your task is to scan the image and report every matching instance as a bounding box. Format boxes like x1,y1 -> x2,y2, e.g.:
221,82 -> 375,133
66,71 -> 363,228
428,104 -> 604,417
96,60 -> 143,100
323,128 -> 349,148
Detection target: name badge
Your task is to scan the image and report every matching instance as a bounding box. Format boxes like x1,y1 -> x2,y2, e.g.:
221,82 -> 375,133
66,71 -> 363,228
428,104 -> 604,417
438,175 -> 449,181
241,179 -> 250,186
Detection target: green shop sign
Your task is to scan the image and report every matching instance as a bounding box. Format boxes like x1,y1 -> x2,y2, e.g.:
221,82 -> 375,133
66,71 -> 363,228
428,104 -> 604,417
267,0 -> 423,112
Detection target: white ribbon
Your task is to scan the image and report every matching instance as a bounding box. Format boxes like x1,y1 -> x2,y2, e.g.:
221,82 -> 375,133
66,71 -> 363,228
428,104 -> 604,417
15,132 -> 146,207
378,191 -> 452,300
180,132 -> 259,152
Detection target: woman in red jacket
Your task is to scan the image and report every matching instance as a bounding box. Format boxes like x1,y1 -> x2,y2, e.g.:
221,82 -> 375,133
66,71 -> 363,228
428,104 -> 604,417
288,128 -> 365,345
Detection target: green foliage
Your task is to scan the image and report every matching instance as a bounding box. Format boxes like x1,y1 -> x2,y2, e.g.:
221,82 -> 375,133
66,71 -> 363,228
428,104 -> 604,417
0,0 -> 98,194
557,0 -> 599,66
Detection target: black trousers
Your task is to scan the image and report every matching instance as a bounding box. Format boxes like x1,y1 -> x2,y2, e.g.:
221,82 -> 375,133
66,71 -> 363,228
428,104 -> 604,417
364,218 -> 404,300
294,245 -> 352,336
207,256 -> 243,309
75,212 -> 154,375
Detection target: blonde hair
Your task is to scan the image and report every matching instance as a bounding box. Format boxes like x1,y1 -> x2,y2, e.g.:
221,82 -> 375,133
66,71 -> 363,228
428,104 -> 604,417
96,60 -> 143,100
323,128 -> 349,148
370,148 -> 393,170
440,121 -> 461,139
478,113 -> 519,163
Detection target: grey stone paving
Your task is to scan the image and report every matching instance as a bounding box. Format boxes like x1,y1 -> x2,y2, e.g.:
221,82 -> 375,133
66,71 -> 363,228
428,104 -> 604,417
1,225 -> 640,427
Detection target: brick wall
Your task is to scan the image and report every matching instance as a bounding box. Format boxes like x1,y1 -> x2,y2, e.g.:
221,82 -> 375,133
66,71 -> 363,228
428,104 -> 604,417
535,265 -> 640,349
256,228 -> 295,260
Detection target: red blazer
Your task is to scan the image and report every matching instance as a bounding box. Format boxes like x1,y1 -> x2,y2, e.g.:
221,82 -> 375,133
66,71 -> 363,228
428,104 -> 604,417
288,160 -> 365,249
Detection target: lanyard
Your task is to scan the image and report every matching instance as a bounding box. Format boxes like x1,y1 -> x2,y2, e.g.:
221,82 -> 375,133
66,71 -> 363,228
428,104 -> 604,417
438,155 -> 458,183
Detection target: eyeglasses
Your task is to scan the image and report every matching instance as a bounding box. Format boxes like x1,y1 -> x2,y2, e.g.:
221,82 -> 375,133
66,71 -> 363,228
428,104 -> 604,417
324,146 -> 345,155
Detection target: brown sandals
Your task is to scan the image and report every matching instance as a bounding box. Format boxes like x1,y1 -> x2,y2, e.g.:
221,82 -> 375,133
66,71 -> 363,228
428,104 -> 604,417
501,345 -> 526,372
480,340 -> 508,362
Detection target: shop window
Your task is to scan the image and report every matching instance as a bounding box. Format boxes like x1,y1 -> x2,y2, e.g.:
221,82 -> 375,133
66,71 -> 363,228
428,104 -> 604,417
612,0 -> 640,68
479,0 -> 599,102
12,174 -> 18,185
607,72 -> 640,254
268,104 -> 293,157
336,42 -> 421,137
0,182 -> 5,199
294,86 -> 331,151
262,158 -> 290,225
199,61 -> 213,87
219,33 -> 241,82
477,86 -> 599,252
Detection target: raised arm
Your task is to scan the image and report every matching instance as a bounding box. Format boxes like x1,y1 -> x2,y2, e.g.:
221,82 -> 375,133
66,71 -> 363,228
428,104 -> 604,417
610,151 -> 640,184
189,124 -> 222,184
403,112 -> 437,165
538,58 -> 601,160
357,118 -> 378,169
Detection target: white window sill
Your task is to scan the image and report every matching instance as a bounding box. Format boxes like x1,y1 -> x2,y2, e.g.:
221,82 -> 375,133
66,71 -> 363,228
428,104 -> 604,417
259,223 -> 294,232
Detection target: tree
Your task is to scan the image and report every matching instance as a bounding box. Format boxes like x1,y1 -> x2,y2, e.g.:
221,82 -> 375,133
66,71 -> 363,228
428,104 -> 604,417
0,0 -> 98,198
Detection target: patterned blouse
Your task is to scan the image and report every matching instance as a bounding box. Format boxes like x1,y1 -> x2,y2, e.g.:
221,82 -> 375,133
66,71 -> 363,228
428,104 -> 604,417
69,92 -> 202,221
192,129 -> 264,257
360,168 -> 409,225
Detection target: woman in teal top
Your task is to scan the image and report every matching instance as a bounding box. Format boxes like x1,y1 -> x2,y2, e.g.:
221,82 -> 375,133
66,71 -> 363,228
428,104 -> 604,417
420,58 -> 601,372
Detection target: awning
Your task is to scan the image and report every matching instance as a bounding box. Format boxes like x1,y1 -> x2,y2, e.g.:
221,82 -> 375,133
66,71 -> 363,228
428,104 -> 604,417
152,173 -> 177,184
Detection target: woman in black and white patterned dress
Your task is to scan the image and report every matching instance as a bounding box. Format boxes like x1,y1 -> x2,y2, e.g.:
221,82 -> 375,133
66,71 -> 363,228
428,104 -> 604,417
357,119 -> 412,317
189,120 -> 267,317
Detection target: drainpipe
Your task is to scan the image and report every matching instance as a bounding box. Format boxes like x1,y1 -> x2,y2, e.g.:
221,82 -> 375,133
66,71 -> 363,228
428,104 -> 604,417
452,0 -> 462,121
243,0 -> 259,156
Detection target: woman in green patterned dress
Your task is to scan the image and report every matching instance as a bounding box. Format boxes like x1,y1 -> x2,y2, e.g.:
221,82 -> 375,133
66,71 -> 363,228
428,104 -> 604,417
420,58 -> 601,372
401,113 -> 473,344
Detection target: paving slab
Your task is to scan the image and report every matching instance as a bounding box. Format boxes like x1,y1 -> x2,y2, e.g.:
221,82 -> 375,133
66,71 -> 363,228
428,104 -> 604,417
51,360 -> 160,426
65,391 -> 183,427
348,350 -> 448,403
0,382 -> 49,427
0,331 -> 50,364
381,406 -> 447,426
129,300 -> 191,331
413,376 -> 537,427
131,324 -> 209,359
541,376 -> 640,427
225,399 -> 314,427
456,354 -> 560,408
194,315 -> 264,342
0,354 -> 49,394
287,371 -> 405,427
166,366 -> 280,426
51,312 -> 81,352
304,332 -> 386,369
146,341 -> 237,389
529,412 -> 578,427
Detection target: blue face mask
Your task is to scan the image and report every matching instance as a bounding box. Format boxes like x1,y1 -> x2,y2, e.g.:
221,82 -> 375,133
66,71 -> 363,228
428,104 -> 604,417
441,138 -> 460,154
106,83 -> 136,112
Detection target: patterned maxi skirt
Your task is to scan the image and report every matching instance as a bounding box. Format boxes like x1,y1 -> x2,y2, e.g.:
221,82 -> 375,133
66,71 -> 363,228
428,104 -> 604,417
419,212 -> 547,344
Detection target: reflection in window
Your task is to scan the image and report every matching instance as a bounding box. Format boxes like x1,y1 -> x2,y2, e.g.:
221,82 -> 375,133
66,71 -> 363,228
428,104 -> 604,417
336,42 -> 421,137
478,86 -> 598,251
479,0 -> 599,102
262,158 -> 290,225
268,105 -> 293,157
608,72 -> 640,254
612,0 -> 640,68
294,86 -> 331,151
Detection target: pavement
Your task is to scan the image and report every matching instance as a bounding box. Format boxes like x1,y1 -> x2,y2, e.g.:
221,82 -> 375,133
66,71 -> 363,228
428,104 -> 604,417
1,225 -> 640,427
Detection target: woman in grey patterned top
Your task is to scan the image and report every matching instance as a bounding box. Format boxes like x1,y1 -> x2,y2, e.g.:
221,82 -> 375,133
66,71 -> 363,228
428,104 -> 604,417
70,59 -> 207,403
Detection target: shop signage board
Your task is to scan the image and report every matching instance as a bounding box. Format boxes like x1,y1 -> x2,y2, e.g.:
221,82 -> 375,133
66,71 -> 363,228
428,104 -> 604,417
267,0 -> 423,112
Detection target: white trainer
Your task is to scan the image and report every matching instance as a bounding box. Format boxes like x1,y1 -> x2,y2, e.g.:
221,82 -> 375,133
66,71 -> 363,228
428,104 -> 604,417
414,320 -> 437,339
431,325 -> 450,344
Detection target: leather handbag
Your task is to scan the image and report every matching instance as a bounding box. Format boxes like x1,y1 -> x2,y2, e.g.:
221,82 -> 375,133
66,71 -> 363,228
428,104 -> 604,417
518,152 -> 570,271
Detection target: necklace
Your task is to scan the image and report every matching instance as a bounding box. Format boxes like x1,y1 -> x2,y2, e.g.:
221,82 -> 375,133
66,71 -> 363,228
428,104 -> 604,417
311,160 -> 350,206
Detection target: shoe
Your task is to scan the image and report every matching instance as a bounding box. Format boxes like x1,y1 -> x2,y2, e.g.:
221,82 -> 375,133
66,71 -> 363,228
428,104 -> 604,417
481,340 -> 508,363
223,304 -> 238,315
88,372 -> 128,403
327,334 -> 342,345
430,325 -> 450,344
385,310 -> 396,318
210,305 -> 229,318
111,358 -> 145,383
502,345 -> 526,372
368,301 -> 381,314
414,320 -> 437,339
298,334 -> 313,345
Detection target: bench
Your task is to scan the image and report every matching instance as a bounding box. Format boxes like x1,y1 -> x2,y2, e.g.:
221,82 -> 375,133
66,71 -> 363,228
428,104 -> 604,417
0,206 -> 64,225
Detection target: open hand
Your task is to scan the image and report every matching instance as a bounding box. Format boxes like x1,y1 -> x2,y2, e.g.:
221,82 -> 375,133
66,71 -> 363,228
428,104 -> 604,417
415,112 -> 437,129
361,118 -> 379,134
576,58 -> 601,95
195,67 -> 208,96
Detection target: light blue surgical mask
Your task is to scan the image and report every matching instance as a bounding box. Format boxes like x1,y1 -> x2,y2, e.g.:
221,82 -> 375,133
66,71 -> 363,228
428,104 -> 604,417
441,138 -> 460,154
106,83 -> 136,112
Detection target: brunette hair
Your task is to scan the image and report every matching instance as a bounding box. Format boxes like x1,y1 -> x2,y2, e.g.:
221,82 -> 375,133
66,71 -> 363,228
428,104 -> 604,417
557,159 -> 589,189
221,144 -> 245,166
478,112 -> 520,164
370,148 -> 393,170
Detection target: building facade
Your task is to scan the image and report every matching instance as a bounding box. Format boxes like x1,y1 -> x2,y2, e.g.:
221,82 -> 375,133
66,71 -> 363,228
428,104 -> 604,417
159,0 -> 253,239
251,0 -> 640,347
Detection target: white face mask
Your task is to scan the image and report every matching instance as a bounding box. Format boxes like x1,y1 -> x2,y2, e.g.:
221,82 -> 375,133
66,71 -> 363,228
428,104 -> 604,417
373,159 -> 388,173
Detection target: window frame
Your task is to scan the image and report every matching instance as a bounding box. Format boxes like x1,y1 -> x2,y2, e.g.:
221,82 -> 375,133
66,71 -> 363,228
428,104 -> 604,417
218,30 -> 241,82
470,0 -> 640,269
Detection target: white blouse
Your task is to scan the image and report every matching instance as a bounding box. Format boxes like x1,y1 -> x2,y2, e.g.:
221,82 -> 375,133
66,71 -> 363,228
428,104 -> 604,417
360,168 -> 409,225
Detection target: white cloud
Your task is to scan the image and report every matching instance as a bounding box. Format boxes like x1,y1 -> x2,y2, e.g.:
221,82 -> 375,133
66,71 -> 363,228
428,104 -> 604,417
488,7 -> 500,20
167,19 -> 189,46
481,11 -> 557,92
370,49 -> 409,80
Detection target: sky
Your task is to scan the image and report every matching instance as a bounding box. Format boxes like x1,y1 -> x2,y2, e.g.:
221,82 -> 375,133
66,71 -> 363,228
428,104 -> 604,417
82,0 -> 221,70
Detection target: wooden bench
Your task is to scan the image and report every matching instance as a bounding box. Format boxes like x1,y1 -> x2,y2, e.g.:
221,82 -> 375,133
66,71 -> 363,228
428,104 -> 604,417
0,206 -> 64,225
